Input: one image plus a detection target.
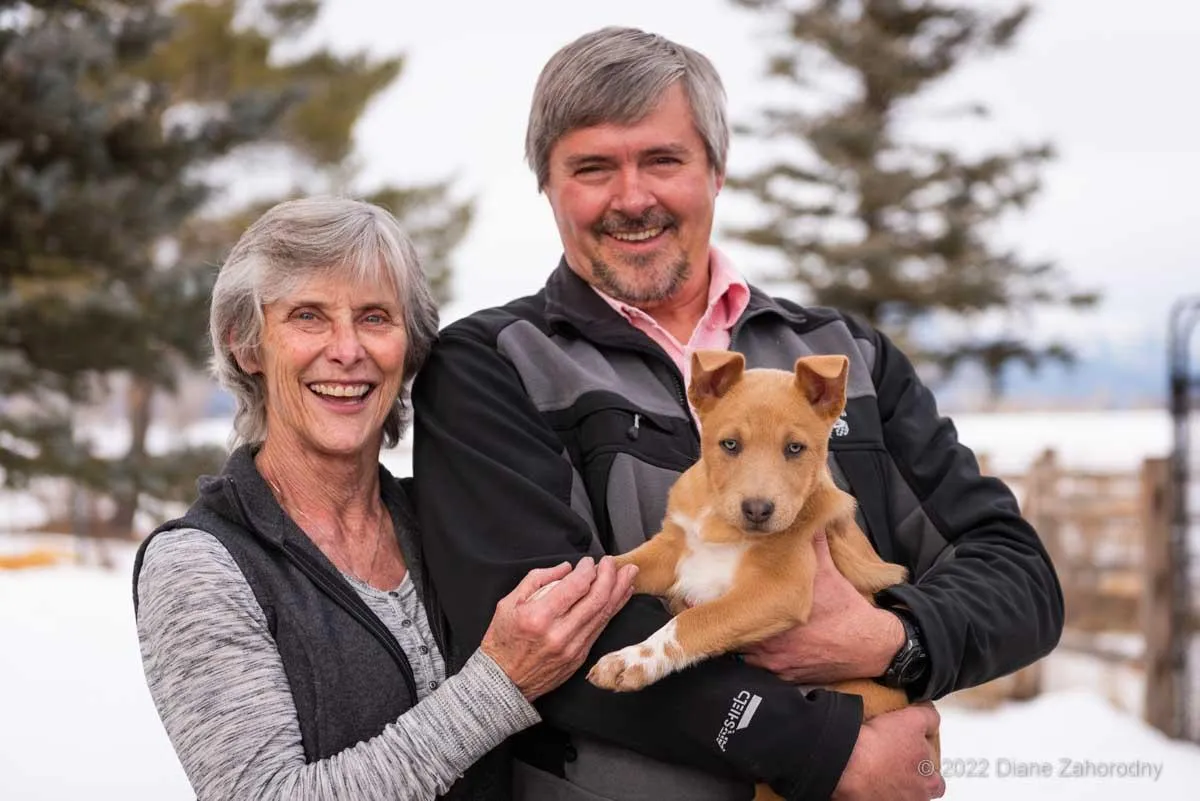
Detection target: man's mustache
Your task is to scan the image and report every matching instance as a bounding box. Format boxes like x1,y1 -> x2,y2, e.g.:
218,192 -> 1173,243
595,210 -> 675,235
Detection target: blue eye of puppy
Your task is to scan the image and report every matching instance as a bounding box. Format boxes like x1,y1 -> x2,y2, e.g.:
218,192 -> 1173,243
719,438 -> 740,454
785,442 -> 806,456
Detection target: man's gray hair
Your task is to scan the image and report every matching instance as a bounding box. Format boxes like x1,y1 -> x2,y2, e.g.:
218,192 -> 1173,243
525,26 -> 729,189
209,196 -> 439,448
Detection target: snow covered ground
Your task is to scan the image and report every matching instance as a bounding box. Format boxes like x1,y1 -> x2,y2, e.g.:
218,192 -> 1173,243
0,552 -> 192,801
1,536 -> 1198,800
2,408 -> 1200,799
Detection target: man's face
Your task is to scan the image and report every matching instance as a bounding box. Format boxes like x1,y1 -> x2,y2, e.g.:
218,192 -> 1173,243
543,83 -> 724,310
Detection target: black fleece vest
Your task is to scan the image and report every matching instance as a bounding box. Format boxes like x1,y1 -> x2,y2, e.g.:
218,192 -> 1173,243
132,446 -> 511,799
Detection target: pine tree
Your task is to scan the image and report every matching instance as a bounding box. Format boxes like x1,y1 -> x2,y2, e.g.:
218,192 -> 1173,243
1,0 -> 289,499
0,0 -> 471,533
726,0 -> 1097,394
108,0 -> 470,531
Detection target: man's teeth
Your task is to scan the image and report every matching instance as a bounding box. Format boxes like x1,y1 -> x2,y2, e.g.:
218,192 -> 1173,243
310,383 -> 371,398
610,227 -> 664,242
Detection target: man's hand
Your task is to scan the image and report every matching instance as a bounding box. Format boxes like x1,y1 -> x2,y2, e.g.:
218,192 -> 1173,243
742,532 -> 904,684
832,704 -> 945,800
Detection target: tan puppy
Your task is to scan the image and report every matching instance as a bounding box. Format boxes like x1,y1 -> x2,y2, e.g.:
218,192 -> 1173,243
586,349 -> 934,799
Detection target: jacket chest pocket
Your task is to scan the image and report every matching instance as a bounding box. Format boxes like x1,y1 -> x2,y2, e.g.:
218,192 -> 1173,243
549,402 -> 696,554
554,401 -> 696,472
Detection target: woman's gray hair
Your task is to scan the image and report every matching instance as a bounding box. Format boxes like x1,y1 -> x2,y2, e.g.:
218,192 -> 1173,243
209,196 -> 439,449
525,26 -> 729,189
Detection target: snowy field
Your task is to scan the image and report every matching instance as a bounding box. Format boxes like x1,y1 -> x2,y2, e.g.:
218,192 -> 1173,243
3,542 -> 1200,800
3,408 -> 1200,799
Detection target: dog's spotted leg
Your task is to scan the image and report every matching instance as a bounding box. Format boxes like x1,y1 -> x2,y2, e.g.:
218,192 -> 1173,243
589,577 -> 807,692
587,619 -> 692,691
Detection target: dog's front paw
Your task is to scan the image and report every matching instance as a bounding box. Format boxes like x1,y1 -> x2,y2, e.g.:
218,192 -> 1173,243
587,646 -> 656,691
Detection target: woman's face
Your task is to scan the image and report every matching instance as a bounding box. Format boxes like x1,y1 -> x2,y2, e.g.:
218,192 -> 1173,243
239,271 -> 408,460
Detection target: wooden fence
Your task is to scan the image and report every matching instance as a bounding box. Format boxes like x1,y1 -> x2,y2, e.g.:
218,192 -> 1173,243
977,449 -> 1192,740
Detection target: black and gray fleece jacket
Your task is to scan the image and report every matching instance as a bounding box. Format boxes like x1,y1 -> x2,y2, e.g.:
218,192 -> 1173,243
411,259 -> 1064,801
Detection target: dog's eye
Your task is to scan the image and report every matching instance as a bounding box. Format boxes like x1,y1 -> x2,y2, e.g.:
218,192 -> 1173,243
719,438 -> 741,454
785,442 -> 807,457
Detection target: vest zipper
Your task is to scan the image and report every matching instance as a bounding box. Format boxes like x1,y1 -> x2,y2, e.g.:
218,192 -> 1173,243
221,475 -> 421,702
283,541 -> 420,701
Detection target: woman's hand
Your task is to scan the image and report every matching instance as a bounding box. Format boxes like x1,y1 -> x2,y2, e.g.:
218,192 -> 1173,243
481,556 -> 637,701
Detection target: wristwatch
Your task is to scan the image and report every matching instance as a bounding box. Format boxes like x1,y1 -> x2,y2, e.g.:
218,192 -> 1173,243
878,610 -> 929,691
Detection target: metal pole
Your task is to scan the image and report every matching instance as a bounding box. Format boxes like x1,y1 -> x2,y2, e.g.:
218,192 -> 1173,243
1167,297 -> 1200,740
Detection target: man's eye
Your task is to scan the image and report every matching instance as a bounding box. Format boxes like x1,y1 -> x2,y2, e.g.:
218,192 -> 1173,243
720,438 -> 740,454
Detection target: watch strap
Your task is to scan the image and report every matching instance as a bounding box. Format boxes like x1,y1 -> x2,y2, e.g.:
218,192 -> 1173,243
879,609 -> 928,690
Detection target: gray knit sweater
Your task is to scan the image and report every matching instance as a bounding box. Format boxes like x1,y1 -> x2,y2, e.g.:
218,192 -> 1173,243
136,527 -> 540,800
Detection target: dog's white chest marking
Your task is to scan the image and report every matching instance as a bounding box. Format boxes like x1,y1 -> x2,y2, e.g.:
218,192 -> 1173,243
669,512 -> 749,607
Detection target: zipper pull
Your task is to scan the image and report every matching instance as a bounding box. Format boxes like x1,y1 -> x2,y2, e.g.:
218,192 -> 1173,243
626,413 -> 641,441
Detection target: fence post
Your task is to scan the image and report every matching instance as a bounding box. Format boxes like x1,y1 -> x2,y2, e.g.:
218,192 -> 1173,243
1026,450 -> 1063,591
1141,457 -> 1179,737
1016,449 -> 1060,698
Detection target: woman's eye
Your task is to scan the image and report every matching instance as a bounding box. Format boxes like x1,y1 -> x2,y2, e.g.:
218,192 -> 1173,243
720,438 -> 740,454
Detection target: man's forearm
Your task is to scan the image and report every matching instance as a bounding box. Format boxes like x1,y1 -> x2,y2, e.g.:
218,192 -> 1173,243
537,597 -> 865,800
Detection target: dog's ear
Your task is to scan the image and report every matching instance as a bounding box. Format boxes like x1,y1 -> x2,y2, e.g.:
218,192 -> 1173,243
689,350 -> 745,410
794,355 -> 849,422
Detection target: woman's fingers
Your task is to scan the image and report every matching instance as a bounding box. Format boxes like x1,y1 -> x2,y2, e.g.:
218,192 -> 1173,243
514,555 -> 633,647
486,556 -> 639,700
560,560 -> 637,656
511,560 -> 574,603
523,556 -> 598,614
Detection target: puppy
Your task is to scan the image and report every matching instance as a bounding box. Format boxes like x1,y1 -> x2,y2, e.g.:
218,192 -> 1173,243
586,349 -> 932,800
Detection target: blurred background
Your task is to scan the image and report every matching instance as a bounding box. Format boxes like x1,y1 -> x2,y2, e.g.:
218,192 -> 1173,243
2,0 -> 1199,798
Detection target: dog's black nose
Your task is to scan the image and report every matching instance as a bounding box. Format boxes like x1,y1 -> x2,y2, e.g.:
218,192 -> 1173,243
741,498 -> 775,525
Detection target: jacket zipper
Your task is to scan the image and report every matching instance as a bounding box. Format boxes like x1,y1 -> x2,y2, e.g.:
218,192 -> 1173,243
605,339 -> 698,440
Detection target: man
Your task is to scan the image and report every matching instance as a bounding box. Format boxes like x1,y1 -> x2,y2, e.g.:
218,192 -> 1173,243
412,26 -> 1062,801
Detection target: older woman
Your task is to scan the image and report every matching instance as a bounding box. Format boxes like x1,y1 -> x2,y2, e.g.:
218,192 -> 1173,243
133,197 -> 636,800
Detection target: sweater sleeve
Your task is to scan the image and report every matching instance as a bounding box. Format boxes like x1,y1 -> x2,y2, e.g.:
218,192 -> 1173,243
135,528 -> 539,801
411,325 -> 863,801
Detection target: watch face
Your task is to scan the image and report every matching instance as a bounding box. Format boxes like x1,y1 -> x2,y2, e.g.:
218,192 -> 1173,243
887,616 -> 926,687
898,655 -> 923,683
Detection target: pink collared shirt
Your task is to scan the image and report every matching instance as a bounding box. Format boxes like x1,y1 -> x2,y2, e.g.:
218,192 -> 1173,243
593,247 -> 751,391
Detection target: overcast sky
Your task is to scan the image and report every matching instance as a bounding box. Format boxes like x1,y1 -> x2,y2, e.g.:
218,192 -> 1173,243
306,0 -> 1200,358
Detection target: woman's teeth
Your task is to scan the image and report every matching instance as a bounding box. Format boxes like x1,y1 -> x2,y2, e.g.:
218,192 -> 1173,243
310,383 -> 371,398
